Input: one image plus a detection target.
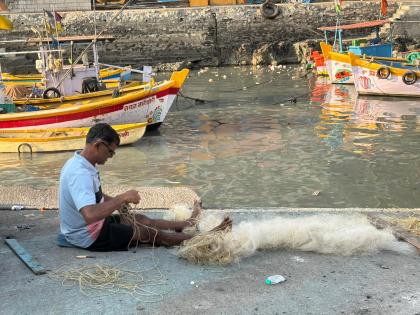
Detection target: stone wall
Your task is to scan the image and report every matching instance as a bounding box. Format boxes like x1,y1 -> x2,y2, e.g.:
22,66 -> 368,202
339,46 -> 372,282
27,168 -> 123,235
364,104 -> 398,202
392,4 -> 420,50
0,2 -> 399,73
4,0 -> 91,12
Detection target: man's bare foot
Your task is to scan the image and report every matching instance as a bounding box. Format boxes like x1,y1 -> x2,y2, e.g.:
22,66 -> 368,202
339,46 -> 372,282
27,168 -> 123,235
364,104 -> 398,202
210,217 -> 233,232
186,200 -> 202,227
175,200 -> 203,232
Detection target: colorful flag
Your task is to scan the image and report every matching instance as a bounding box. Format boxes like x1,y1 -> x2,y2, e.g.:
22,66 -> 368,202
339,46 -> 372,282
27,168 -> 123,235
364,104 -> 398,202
54,12 -> 63,23
0,15 -> 12,30
55,12 -> 63,32
334,0 -> 343,13
43,10 -> 63,34
381,0 -> 388,16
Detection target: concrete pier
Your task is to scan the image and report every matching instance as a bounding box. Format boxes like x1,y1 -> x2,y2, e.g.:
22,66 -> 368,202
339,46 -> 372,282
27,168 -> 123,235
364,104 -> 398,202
0,206 -> 419,314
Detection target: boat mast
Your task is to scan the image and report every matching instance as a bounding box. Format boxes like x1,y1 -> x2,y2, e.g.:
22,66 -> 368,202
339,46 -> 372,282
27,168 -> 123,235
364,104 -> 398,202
92,0 -> 99,79
54,0 -> 134,90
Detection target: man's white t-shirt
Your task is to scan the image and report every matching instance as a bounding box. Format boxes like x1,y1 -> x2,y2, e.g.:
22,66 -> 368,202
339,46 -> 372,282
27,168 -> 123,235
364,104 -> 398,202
59,151 -> 104,248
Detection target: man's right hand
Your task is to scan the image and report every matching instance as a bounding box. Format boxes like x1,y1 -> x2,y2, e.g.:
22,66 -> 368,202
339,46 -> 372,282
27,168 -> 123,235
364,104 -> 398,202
118,190 -> 140,204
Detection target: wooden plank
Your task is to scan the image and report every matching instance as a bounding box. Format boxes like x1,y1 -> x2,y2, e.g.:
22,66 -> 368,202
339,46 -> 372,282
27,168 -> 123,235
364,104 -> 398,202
5,238 -> 46,275
367,214 -> 420,252
318,19 -> 390,31
26,35 -> 115,44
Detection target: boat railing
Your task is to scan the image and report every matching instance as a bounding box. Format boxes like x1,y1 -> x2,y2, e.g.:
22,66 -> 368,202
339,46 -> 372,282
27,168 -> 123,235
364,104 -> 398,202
0,49 -> 64,56
98,62 -> 154,76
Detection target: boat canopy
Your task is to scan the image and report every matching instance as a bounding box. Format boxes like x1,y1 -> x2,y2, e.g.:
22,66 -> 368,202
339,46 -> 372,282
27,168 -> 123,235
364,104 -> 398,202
318,19 -> 390,32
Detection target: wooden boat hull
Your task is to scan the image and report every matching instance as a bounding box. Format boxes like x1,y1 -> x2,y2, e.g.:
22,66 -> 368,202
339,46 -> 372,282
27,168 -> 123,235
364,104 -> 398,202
349,53 -> 420,97
0,123 -> 146,153
320,42 -> 354,84
0,69 -> 189,129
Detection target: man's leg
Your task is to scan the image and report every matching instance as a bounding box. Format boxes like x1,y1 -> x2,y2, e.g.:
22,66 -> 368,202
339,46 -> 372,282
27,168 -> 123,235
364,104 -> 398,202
132,217 -> 233,247
133,225 -> 192,246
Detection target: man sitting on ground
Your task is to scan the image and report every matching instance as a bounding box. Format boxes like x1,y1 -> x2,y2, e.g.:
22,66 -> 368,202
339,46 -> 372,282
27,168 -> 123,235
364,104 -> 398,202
59,123 -> 232,251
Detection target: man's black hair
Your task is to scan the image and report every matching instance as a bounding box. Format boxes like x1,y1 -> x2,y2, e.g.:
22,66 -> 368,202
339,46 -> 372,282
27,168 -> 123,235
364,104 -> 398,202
86,123 -> 120,146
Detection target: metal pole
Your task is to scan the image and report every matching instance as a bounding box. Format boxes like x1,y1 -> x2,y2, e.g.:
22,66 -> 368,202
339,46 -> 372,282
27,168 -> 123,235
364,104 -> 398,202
98,62 -> 154,76
54,0 -> 135,89
338,29 -> 343,53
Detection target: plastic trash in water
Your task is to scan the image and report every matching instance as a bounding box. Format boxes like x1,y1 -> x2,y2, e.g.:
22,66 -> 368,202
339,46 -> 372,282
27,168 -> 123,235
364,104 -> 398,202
11,205 -> 24,211
265,275 -> 286,285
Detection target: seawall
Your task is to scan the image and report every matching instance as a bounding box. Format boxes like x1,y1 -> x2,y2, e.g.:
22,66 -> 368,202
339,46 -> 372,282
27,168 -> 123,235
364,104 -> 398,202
0,2 -> 400,72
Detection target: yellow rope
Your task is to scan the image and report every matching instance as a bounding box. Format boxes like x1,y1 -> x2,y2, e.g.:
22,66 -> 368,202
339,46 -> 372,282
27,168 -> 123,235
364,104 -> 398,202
391,216 -> 420,236
51,205 -> 170,303
49,257 -> 172,303
178,230 -> 233,265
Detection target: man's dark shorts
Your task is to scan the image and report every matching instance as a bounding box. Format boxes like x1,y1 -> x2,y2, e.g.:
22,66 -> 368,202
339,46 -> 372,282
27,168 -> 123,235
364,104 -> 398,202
87,214 -> 134,251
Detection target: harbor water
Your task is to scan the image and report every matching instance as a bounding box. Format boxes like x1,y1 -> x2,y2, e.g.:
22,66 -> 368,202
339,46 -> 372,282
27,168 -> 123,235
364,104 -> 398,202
1,65 -> 420,209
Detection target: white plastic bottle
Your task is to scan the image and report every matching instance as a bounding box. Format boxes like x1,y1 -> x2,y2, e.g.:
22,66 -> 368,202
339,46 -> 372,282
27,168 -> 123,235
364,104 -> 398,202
265,275 -> 286,285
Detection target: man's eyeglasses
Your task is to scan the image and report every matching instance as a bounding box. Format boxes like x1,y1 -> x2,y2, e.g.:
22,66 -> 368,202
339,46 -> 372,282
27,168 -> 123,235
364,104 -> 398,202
97,141 -> 115,157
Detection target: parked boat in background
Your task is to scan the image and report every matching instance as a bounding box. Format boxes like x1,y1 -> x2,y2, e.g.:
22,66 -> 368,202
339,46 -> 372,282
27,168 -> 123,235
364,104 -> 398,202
318,20 -> 393,84
0,69 -> 189,130
0,122 -> 146,153
0,35 -> 135,99
0,67 -> 130,87
349,52 -> 420,97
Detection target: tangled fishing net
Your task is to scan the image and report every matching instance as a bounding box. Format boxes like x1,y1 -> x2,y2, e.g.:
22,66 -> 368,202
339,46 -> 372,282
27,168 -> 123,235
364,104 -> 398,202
177,214 -> 414,265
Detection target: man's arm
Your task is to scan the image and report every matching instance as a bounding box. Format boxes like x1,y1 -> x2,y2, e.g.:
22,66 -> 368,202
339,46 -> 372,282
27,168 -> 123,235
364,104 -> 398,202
103,193 -> 113,202
80,190 -> 140,224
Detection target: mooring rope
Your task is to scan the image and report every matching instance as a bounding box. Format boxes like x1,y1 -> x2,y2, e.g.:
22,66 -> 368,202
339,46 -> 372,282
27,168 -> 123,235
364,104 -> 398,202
391,215 -> 420,236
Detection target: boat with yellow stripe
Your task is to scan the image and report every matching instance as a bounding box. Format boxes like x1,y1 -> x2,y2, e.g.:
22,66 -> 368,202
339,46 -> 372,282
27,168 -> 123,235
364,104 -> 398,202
0,123 -> 146,153
318,20 -> 394,84
0,69 -> 189,130
348,53 -> 420,97
320,42 -> 355,84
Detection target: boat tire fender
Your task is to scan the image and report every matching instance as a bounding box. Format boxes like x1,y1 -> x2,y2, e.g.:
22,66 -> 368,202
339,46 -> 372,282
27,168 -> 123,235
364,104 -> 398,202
18,143 -> 33,155
261,1 -> 280,19
43,87 -> 61,99
402,71 -> 417,85
376,66 -> 391,79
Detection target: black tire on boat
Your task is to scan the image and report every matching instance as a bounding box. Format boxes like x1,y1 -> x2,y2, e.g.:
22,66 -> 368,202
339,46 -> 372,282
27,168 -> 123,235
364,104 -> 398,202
402,71 -> 417,85
43,87 -> 61,99
261,1 -> 279,19
376,66 -> 391,79
18,143 -> 33,154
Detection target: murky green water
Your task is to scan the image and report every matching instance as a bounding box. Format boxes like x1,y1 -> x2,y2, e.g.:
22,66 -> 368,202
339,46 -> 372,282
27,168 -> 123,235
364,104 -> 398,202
1,66 -> 420,208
